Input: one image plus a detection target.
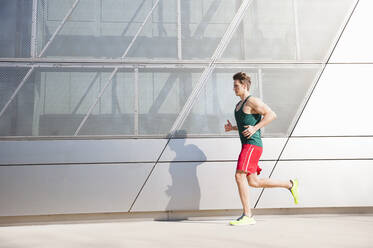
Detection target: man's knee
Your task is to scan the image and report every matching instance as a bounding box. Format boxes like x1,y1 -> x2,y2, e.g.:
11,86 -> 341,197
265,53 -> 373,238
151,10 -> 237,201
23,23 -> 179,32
235,171 -> 247,182
247,177 -> 261,188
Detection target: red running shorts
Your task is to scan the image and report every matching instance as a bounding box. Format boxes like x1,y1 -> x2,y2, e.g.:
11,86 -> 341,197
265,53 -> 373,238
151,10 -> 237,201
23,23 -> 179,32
236,144 -> 263,175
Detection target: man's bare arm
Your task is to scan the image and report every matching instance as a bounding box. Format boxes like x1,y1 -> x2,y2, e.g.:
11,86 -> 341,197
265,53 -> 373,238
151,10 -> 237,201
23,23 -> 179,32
241,96 -> 276,137
248,96 -> 276,130
224,120 -> 239,132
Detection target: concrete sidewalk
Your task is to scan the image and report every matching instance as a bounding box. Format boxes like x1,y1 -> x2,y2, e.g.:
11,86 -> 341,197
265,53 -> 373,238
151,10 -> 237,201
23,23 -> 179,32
0,214 -> 372,248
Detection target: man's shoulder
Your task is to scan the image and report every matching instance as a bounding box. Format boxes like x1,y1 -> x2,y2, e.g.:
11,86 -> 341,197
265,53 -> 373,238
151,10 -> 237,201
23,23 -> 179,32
245,95 -> 261,106
248,95 -> 261,101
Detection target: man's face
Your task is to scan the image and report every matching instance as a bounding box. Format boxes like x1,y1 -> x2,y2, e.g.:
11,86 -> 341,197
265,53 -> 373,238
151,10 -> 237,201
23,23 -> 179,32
233,80 -> 246,95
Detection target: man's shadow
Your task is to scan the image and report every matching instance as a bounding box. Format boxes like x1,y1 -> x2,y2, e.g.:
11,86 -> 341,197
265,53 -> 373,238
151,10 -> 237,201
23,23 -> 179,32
165,130 -> 206,211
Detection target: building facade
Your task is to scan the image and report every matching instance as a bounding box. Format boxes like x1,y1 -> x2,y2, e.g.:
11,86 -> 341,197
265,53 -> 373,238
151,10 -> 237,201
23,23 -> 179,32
0,0 -> 372,217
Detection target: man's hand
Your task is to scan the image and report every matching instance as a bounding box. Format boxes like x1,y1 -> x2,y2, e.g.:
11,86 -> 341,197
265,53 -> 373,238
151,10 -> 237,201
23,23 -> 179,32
224,120 -> 233,132
242,125 -> 258,138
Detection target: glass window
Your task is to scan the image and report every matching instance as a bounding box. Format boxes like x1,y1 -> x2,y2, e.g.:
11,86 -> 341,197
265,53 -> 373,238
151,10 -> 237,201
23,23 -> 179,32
180,65 -> 322,137
0,0 -> 357,138
221,0 -> 356,62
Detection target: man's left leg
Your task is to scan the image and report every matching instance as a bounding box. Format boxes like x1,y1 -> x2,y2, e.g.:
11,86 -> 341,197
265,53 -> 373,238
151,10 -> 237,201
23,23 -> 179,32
229,170 -> 257,225
235,170 -> 252,217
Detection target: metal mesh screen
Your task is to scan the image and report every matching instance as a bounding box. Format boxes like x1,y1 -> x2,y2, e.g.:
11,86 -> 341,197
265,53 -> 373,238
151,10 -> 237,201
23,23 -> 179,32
0,0 -> 357,138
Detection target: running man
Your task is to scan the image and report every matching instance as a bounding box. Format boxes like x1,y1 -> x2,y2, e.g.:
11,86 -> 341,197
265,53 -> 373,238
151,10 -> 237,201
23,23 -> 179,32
224,72 -> 299,226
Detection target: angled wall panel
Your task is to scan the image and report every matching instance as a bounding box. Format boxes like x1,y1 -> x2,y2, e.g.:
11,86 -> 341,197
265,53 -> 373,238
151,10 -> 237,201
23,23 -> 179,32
292,64 -> 373,136
330,0 -> 373,63
280,137 -> 373,160
159,138 -> 287,162
131,161 -> 275,212
0,163 -> 153,216
256,160 -> 373,208
0,139 -> 167,165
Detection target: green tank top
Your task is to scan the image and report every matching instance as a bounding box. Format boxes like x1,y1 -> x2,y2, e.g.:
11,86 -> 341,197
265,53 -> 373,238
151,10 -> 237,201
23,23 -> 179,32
234,95 -> 263,147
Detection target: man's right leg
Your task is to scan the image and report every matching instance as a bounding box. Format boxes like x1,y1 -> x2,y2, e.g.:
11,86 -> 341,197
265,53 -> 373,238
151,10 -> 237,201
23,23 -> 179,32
247,172 -> 292,189
247,173 -> 300,204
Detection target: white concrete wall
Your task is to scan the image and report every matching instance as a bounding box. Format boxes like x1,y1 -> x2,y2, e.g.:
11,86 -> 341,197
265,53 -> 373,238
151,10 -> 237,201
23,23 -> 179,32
1,0 -> 373,217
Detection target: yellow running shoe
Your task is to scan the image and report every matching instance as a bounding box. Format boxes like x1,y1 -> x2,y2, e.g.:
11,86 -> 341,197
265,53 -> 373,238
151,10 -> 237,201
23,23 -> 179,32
229,214 -> 256,226
289,179 -> 299,204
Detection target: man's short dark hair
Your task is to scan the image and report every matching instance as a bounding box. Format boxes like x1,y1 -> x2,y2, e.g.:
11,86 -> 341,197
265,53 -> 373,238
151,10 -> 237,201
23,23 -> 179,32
233,72 -> 251,90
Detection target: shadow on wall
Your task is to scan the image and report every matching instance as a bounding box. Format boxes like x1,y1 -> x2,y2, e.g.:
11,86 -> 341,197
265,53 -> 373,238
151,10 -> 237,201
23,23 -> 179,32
165,130 -> 206,211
